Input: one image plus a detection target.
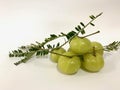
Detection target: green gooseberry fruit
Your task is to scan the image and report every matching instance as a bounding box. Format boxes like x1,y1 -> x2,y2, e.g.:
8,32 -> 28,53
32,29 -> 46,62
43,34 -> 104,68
57,52 -> 81,75
69,36 -> 92,55
82,53 -> 104,72
50,48 -> 66,63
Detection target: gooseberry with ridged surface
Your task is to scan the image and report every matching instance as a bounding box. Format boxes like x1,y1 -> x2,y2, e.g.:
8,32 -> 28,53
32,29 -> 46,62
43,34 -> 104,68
57,52 -> 81,75
69,36 -> 92,55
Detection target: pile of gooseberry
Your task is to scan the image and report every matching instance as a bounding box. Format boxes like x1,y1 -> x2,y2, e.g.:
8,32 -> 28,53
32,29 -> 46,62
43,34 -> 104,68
50,36 -> 104,75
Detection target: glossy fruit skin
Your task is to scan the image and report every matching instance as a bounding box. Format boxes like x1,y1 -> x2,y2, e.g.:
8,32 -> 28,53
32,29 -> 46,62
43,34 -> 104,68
69,36 -> 92,55
57,52 -> 81,75
50,48 -> 66,63
82,53 -> 104,72
91,41 -> 104,55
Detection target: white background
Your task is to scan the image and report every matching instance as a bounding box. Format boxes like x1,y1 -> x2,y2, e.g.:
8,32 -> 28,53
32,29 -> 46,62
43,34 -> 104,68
0,0 -> 120,90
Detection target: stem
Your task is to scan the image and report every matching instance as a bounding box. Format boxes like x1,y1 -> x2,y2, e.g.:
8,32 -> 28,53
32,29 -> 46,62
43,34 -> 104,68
93,47 -> 96,56
77,12 -> 103,35
58,31 -> 100,49
49,50 -> 81,58
49,51 -> 72,58
81,31 -> 100,38
57,13 -> 103,49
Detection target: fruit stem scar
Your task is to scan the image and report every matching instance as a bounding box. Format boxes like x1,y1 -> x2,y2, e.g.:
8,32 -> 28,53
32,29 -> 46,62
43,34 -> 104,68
93,46 -> 96,57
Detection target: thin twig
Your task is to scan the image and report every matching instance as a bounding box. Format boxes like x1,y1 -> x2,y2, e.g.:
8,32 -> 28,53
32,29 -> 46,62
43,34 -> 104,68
80,31 -> 100,38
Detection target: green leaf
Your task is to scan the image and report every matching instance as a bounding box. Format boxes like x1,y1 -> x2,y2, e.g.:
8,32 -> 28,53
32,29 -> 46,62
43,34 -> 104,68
28,46 -> 39,51
79,29 -> 85,34
36,51 -> 40,56
80,22 -> 85,27
75,25 -> 81,32
47,44 -> 52,49
18,49 -> 22,53
75,27 -> 79,31
45,38 -> 49,42
90,23 -> 95,26
13,50 -> 18,53
78,25 -> 81,30
89,15 -> 95,19
66,31 -> 77,40
75,25 -> 85,34
56,43 -> 60,47
52,45 -> 55,48
20,46 -> 26,49
9,53 -> 14,57
50,34 -> 57,38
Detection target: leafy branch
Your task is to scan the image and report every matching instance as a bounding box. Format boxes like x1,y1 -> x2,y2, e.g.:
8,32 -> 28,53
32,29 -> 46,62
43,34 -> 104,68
9,34 -> 65,65
75,12 -> 103,35
59,12 -> 103,48
9,12 -> 110,65
104,41 -> 120,52
51,41 -> 120,58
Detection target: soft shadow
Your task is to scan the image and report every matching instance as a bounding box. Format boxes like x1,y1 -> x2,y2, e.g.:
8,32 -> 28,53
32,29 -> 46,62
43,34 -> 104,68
101,51 -> 120,74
